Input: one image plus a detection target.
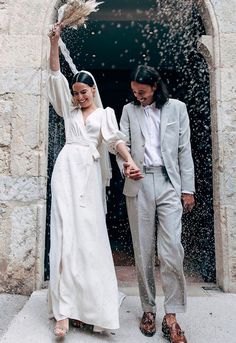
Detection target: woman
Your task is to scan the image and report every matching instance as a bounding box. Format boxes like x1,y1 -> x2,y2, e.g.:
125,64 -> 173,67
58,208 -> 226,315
48,24 -> 142,337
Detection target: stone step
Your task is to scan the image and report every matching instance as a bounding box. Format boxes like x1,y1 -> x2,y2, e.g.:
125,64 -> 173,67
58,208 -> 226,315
1,286 -> 235,343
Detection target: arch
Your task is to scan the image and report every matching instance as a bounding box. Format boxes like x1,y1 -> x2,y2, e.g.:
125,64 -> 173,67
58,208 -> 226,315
195,1 -> 229,291
40,0 -> 229,291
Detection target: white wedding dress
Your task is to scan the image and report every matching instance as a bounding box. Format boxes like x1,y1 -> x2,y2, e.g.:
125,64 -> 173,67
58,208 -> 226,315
47,70 -> 125,330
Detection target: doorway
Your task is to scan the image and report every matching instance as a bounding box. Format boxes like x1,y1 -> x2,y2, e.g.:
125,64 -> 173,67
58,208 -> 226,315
45,0 -> 215,282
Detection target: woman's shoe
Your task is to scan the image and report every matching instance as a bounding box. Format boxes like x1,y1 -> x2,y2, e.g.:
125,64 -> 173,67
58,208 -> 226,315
54,318 -> 69,337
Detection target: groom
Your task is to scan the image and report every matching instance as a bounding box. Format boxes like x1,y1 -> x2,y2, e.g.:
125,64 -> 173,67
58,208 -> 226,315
117,65 -> 195,343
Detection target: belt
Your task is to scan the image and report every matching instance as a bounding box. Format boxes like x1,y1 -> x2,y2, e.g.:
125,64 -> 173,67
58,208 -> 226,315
143,165 -> 165,173
66,139 -> 100,207
143,165 -> 169,181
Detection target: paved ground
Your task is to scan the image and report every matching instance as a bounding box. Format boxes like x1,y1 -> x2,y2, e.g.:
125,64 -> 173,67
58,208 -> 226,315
0,294 -> 28,339
1,284 -> 236,343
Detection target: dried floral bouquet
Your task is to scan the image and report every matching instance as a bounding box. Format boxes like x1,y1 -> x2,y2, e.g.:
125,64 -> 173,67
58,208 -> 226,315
49,0 -> 103,36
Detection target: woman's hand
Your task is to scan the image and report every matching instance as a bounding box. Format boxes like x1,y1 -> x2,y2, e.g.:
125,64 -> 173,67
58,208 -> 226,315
123,161 -> 143,180
49,22 -> 63,44
49,22 -> 64,71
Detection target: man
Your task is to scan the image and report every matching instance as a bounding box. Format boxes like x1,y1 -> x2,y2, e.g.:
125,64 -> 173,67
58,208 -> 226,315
117,65 -> 195,343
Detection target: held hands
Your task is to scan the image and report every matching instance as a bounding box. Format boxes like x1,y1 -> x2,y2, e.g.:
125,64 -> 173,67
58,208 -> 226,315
123,161 -> 143,181
181,193 -> 195,213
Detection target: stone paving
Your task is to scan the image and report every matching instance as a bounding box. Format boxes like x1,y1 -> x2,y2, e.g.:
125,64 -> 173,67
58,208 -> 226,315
1,284 -> 236,343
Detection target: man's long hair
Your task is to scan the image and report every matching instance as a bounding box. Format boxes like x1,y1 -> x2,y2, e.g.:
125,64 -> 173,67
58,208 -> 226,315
131,65 -> 169,109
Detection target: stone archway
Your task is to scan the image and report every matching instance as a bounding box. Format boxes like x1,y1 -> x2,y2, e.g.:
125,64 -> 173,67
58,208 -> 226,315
41,0 -> 236,293
1,0 -> 236,295
44,0 -> 216,282
196,0 -> 232,291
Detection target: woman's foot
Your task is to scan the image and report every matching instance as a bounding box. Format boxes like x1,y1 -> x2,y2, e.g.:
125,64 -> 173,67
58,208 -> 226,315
54,318 -> 69,337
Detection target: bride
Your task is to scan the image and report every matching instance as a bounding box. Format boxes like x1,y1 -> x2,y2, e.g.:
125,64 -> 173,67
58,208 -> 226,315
47,23 -> 142,337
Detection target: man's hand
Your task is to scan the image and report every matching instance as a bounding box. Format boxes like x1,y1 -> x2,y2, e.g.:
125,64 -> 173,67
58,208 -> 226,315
123,162 -> 143,180
181,193 -> 195,212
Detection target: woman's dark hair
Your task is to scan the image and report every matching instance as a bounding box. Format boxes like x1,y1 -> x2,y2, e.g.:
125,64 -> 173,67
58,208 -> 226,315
71,71 -> 94,87
131,65 -> 169,109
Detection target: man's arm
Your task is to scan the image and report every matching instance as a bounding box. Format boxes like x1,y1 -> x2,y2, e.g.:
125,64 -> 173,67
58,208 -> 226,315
116,106 -> 131,173
116,105 -> 143,180
178,103 -> 195,211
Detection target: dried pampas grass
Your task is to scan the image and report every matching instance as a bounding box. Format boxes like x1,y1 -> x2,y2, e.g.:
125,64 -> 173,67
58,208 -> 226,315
59,0 -> 103,28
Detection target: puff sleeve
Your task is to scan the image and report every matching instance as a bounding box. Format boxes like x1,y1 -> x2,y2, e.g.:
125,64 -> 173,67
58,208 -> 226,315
48,69 -> 72,118
101,107 -> 127,154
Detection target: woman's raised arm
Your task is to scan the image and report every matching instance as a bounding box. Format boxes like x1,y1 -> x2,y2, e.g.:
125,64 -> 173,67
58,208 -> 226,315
49,23 -> 63,71
48,23 -> 72,117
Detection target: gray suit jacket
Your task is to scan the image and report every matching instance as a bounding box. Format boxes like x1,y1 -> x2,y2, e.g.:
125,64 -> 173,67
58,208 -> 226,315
117,99 -> 195,197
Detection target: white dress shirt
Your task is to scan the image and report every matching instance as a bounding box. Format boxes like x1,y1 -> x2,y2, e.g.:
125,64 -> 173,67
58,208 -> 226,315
143,102 -> 193,195
143,103 -> 164,167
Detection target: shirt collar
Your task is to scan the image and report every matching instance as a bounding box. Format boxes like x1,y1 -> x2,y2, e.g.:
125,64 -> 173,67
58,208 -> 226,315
143,102 -> 157,115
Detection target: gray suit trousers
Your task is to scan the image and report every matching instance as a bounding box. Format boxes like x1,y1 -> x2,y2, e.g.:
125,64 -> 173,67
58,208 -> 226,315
126,167 -> 187,314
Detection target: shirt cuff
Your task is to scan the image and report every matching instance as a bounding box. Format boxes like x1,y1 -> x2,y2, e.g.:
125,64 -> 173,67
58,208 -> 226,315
49,69 -> 61,77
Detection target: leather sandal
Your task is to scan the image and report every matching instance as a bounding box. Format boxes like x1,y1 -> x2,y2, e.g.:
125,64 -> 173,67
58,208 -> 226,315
162,315 -> 187,343
140,312 -> 156,337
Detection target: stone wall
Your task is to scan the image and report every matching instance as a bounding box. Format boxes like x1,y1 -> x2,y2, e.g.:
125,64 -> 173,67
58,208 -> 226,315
205,0 -> 236,292
0,0 -> 52,294
0,0 -> 236,294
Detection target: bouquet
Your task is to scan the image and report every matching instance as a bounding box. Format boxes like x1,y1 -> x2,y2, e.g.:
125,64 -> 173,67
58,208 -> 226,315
49,0 -> 103,36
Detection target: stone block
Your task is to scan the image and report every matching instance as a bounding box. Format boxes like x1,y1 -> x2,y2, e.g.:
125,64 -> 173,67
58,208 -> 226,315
0,176 -> 46,202
220,133 -> 236,203
8,0 -> 49,35
0,202 -> 46,294
0,94 -> 13,146
0,68 -> 41,95
223,133 -> 236,166
0,9 -> 9,33
0,35 -> 42,68
34,203 -> 47,290
37,93 -> 50,178
213,0 -> 236,33
221,100 -> 236,132
214,204 -> 229,289
10,145 -> 40,176
224,168 -> 236,202
0,202 -> 12,291
12,94 -> 40,148
220,68 -> 236,102
0,1 -> 7,10
9,93 -> 48,176
220,34 -> 236,68
0,202 -> 11,259
225,206 -> 236,264
0,147 -> 10,174
10,206 -> 38,268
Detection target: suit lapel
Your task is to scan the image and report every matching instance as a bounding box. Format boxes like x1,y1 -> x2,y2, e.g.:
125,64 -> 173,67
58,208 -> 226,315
136,106 -> 147,141
160,101 -> 170,143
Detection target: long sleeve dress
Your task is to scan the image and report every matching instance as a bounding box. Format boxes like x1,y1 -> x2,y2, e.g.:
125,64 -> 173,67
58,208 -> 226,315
47,70 -> 125,330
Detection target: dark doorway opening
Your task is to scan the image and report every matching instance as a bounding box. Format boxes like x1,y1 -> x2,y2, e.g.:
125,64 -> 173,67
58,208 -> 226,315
45,1 -> 215,282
